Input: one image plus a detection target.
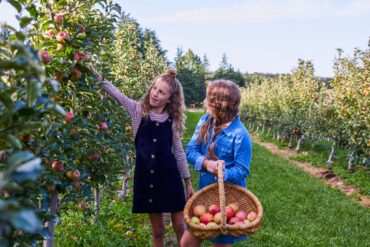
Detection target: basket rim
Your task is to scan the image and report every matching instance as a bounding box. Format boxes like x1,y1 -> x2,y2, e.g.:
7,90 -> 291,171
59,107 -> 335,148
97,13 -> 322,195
184,182 -> 263,231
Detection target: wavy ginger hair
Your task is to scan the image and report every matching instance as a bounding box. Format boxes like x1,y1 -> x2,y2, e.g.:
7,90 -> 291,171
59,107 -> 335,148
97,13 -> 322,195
197,79 -> 241,160
141,69 -> 186,137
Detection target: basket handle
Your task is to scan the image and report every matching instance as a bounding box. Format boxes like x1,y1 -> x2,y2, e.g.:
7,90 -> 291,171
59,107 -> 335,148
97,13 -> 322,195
217,161 -> 228,232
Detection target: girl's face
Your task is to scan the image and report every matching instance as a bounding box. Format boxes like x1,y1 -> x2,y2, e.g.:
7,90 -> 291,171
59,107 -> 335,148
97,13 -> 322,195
149,79 -> 172,112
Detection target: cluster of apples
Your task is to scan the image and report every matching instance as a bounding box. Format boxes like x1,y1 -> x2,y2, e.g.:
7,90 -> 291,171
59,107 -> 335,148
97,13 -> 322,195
191,203 -> 257,227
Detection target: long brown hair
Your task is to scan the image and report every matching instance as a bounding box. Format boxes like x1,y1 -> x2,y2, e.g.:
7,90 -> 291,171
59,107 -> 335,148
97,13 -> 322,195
141,69 -> 186,137
197,79 -> 241,160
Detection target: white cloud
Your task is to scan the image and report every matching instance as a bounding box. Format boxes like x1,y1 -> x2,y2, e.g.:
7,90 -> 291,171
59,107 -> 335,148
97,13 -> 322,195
141,0 -> 370,24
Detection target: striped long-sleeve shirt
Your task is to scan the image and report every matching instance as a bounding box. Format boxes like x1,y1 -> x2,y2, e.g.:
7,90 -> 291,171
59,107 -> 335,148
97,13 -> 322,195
102,81 -> 190,179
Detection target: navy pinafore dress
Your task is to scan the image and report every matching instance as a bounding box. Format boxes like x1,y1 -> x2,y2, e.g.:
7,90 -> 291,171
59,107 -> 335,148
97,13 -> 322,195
132,116 -> 186,213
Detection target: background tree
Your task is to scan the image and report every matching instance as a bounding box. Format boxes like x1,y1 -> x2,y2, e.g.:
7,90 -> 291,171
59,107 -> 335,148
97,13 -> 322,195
213,53 -> 245,87
175,48 -> 206,107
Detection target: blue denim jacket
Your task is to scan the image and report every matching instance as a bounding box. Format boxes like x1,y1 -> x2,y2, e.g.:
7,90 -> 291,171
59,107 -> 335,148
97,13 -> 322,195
186,114 -> 252,190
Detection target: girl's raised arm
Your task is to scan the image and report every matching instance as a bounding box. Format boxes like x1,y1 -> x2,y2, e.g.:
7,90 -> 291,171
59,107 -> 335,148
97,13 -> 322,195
89,63 -> 140,119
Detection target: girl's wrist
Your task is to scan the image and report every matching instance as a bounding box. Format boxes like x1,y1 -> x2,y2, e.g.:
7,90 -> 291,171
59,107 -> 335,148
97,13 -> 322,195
93,72 -> 104,82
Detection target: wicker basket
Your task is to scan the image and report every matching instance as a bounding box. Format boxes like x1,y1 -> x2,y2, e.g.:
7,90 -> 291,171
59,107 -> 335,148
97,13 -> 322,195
184,162 -> 263,239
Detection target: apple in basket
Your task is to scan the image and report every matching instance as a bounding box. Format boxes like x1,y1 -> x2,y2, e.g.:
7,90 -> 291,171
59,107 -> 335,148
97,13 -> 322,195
191,216 -> 200,224
193,205 -> 206,217
207,222 -> 218,227
200,212 -> 213,224
235,221 -> 245,226
213,212 -> 222,224
225,206 -> 235,220
227,203 -> 239,213
228,217 -> 240,225
247,211 -> 257,222
208,204 -> 220,215
235,210 -> 247,221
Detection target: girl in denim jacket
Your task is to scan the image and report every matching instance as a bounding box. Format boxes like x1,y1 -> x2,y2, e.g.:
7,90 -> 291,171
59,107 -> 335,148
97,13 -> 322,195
181,79 -> 252,247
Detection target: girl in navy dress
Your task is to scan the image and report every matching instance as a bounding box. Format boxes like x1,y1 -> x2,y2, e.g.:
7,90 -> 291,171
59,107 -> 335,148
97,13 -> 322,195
181,79 -> 252,247
90,66 -> 194,247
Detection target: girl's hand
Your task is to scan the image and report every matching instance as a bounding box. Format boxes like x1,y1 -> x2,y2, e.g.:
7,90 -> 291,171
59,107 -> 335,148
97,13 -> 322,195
87,63 -> 97,74
87,63 -> 104,82
186,184 -> 194,200
205,160 -> 225,177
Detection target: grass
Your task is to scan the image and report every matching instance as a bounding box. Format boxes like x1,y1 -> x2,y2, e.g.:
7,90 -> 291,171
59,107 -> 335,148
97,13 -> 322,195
55,111 -> 370,247
257,132 -> 370,196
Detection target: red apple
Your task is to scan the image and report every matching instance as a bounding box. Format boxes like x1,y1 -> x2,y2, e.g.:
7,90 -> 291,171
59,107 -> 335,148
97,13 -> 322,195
247,211 -> 257,222
227,203 -> 239,213
213,212 -> 222,224
21,134 -> 32,143
89,153 -> 100,161
48,29 -> 55,36
72,182 -> 81,190
55,14 -> 63,26
79,54 -> 91,60
51,161 -> 64,172
70,129 -> 79,137
55,71 -> 63,81
73,51 -> 80,61
71,68 -> 82,80
76,24 -> 85,33
228,217 -> 239,225
225,206 -> 235,220
191,216 -> 200,224
192,205 -> 206,217
235,210 -> 247,221
200,212 -> 213,225
47,185 -> 56,191
235,221 -> 245,226
208,204 -> 220,215
65,112 -> 75,122
56,31 -> 71,42
67,170 -> 80,181
39,50 -> 51,64
79,200 -> 88,210
98,122 -> 108,131
73,170 -> 81,179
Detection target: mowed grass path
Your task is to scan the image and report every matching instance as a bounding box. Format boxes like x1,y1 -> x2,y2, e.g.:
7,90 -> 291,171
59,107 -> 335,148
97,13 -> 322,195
186,111 -> 369,247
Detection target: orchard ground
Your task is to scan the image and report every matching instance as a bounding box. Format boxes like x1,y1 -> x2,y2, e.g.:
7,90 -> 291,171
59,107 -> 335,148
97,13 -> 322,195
55,110 -> 369,246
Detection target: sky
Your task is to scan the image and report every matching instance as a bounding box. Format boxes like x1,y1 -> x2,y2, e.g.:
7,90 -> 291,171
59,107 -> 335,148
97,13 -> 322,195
1,0 -> 369,77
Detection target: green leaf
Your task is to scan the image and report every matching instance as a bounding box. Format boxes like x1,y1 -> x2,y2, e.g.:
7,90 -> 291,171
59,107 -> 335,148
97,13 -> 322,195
12,157 -> 42,182
27,81 -> 42,106
6,0 -> 22,13
52,104 -> 66,116
47,79 -> 60,92
19,16 -> 33,28
3,134 -> 22,149
8,151 -> 35,166
0,91 -> 14,108
15,157 -> 41,173
10,210 -> 42,233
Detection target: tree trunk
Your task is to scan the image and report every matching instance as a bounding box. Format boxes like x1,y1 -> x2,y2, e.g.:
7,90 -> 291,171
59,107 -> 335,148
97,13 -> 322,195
347,149 -> 356,173
94,186 -> 100,217
118,175 -> 130,201
326,141 -> 336,170
43,191 -> 58,247
295,135 -> 304,152
288,135 -> 293,148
